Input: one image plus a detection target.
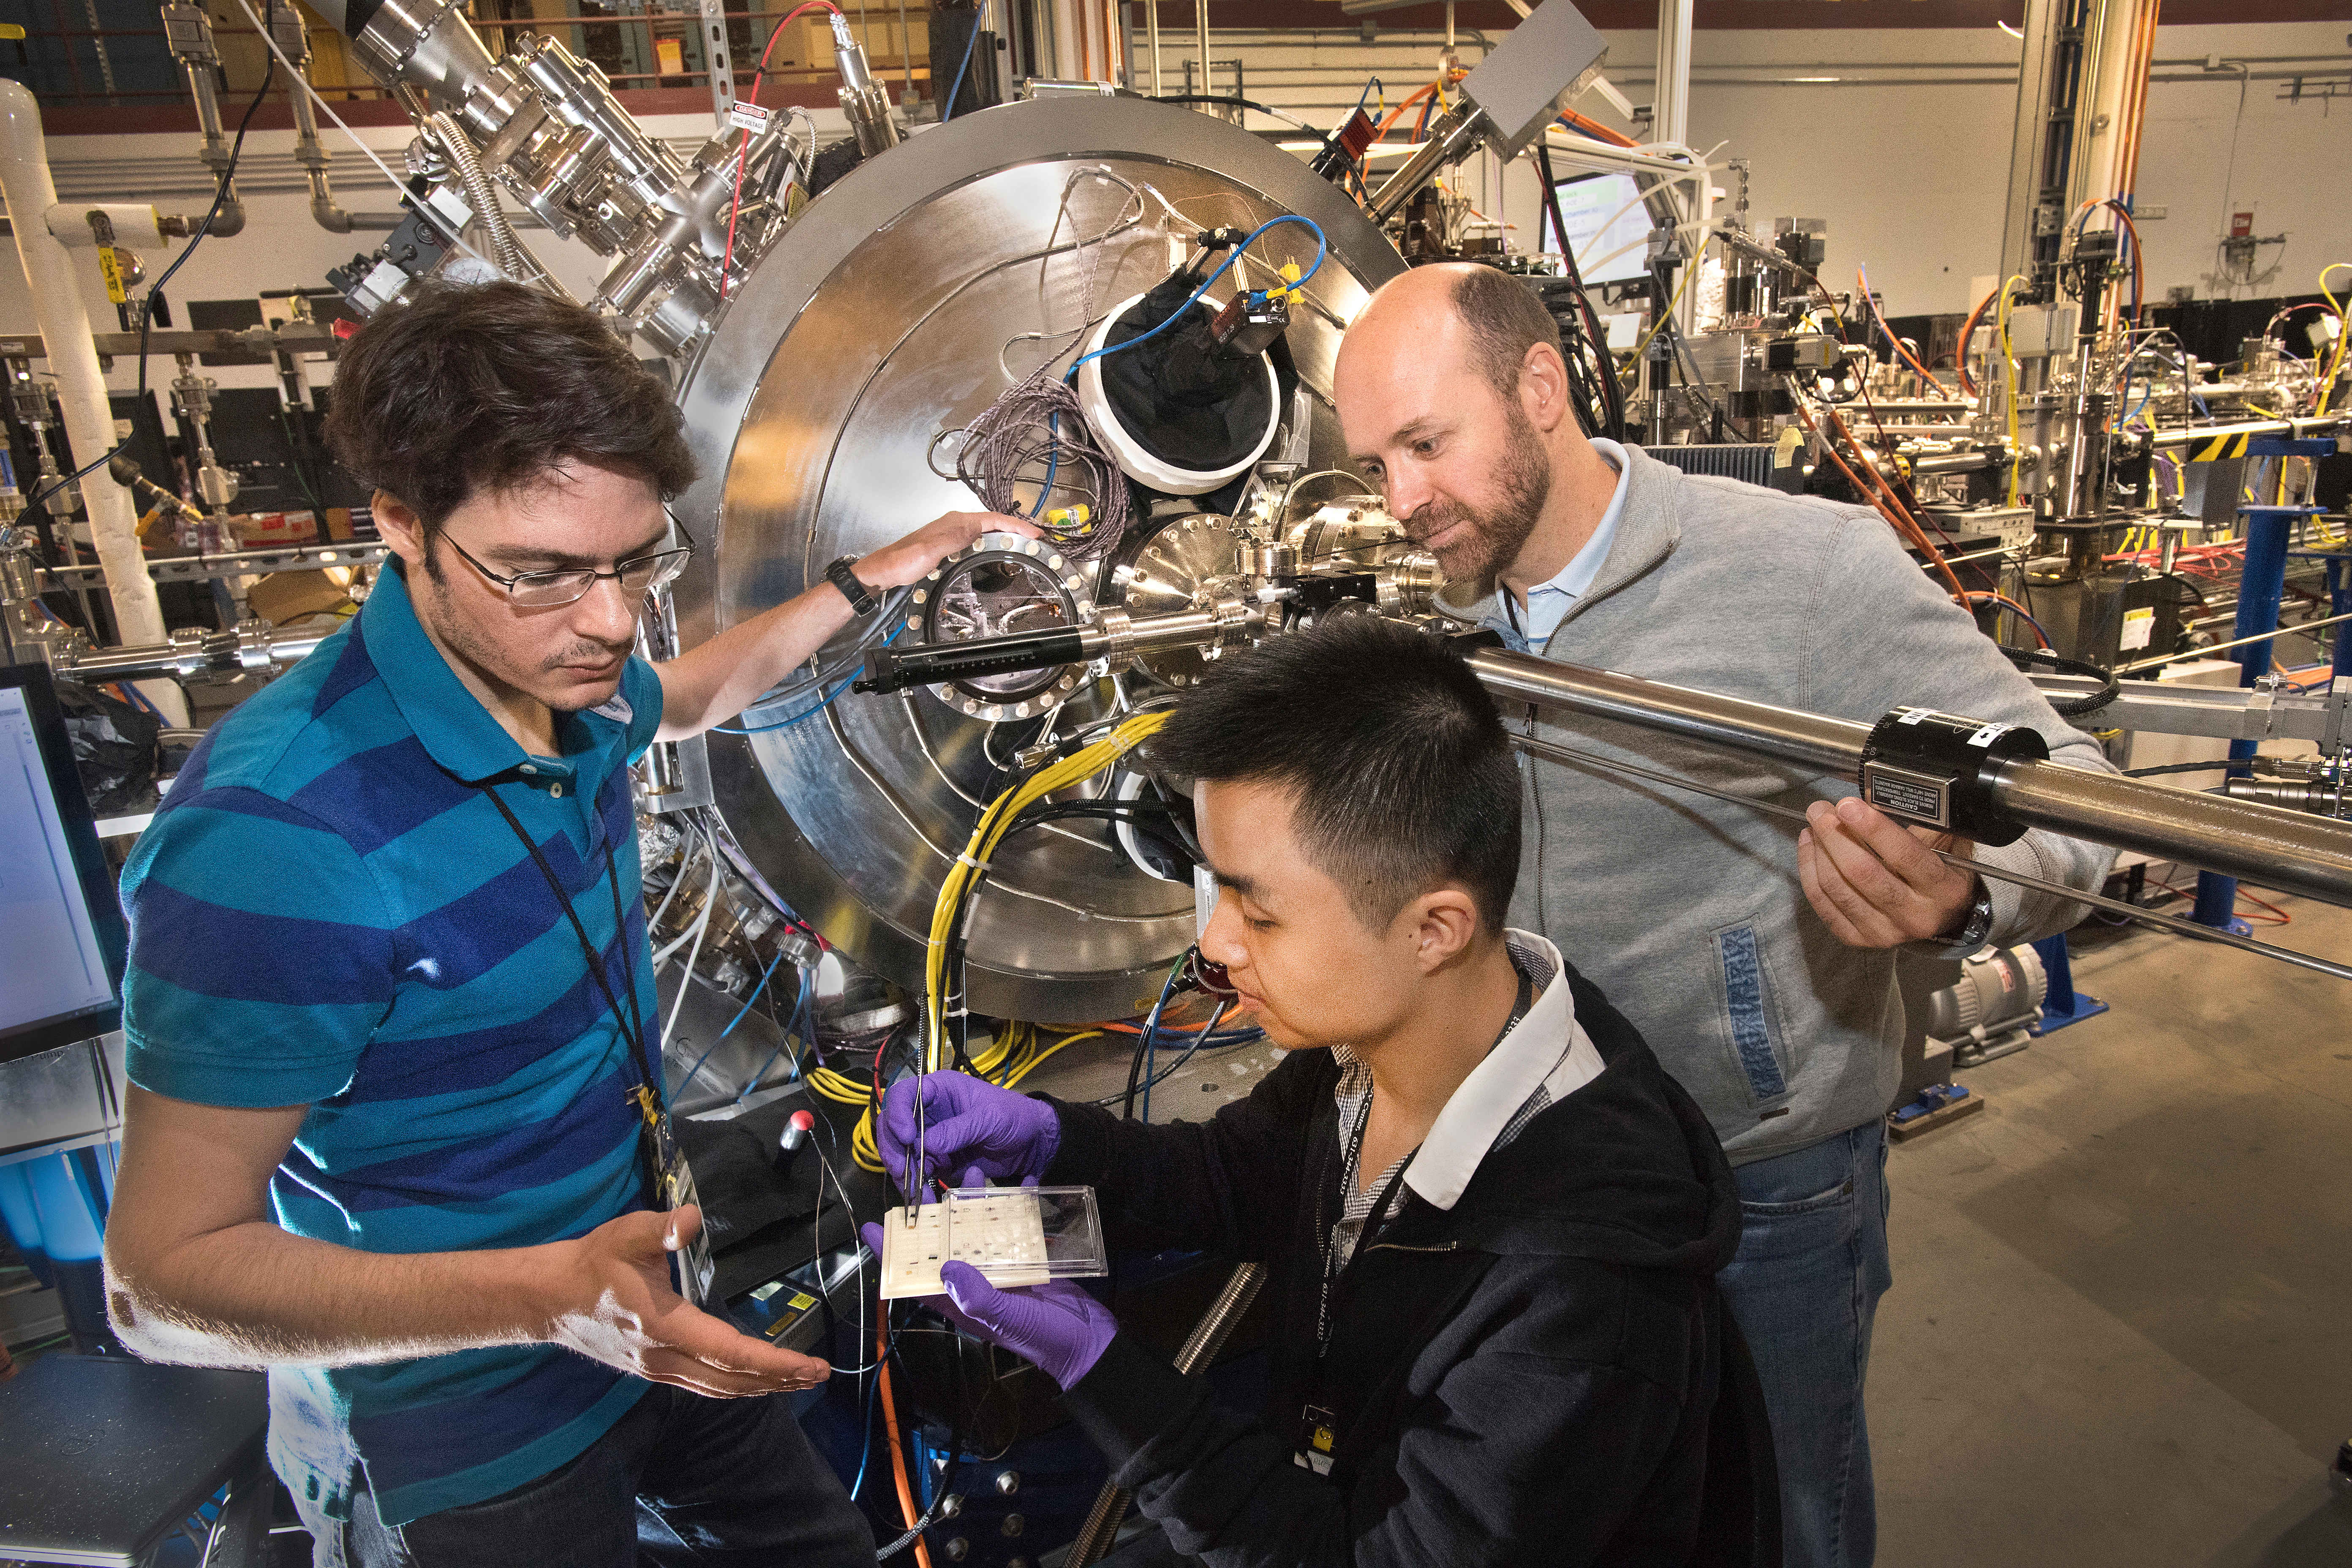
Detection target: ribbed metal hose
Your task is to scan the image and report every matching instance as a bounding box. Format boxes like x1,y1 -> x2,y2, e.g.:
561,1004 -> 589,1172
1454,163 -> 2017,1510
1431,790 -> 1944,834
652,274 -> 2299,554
427,111 -> 525,280
1066,1262 -> 1265,1566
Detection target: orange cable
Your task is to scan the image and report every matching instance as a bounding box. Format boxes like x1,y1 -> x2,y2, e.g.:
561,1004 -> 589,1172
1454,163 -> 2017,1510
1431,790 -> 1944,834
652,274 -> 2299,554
1857,266 -> 1945,390
1370,82 -> 1438,140
1794,398 -> 1968,602
1824,405 -> 1968,598
877,1310 -> 934,1568
1955,286 -> 1996,397
1556,107 -> 1637,149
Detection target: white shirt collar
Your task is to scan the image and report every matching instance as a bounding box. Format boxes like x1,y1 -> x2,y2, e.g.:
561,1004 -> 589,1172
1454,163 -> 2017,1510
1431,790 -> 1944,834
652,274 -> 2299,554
1505,437 -> 1630,644
1401,930 -> 1606,1212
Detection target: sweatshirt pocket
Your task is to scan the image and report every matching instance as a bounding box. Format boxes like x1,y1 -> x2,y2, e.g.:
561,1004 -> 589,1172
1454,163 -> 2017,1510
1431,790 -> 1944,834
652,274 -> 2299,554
1713,923 -> 1790,1105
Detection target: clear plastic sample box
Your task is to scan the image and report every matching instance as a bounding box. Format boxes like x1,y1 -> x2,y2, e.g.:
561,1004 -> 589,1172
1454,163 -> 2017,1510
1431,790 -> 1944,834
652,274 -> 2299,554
877,1185 -> 1108,1301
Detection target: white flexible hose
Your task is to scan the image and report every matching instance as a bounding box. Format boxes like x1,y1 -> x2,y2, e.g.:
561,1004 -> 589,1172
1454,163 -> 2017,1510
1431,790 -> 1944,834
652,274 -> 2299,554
651,825 -> 723,970
656,825 -> 724,1051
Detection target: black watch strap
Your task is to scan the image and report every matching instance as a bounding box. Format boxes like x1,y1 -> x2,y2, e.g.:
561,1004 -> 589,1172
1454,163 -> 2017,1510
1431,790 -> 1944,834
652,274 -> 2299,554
826,555 -> 877,615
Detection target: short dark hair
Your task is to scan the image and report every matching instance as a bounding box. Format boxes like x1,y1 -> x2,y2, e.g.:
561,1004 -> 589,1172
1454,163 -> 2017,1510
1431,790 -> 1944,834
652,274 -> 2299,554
323,281 -> 696,537
1147,615 -> 1521,934
1452,265 -> 1566,403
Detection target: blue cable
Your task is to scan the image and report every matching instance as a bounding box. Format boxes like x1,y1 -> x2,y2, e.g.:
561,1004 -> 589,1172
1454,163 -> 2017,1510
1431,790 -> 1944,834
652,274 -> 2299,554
940,12 -> 983,122
713,622 -> 905,735
1024,215 -> 1326,516
849,1358 -> 881,1499
732,979 -> 812,1106
719,949 -> 789,1043
1141,1011 -> 1250,1122
1063,215 -> 1327,386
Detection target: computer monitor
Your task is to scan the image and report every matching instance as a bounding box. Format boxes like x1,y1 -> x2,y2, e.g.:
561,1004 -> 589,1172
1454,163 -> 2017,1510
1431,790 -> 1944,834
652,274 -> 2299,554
1546,170 -> 1652,288
0,663 -> 128,1064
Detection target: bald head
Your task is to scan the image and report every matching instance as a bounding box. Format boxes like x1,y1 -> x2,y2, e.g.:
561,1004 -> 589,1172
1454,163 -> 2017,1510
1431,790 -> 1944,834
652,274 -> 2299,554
1333,263 -> 1614,602
1341,263 -> 1569,405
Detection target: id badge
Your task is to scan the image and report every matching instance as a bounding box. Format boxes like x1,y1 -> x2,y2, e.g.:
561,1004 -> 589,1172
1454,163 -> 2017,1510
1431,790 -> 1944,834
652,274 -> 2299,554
635,1086 -> 716,1307
1294,1402 -> 1337,1475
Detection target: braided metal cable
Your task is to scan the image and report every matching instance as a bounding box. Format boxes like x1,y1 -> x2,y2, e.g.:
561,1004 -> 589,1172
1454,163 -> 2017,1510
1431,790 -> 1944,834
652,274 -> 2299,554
953,366 -> 1133,561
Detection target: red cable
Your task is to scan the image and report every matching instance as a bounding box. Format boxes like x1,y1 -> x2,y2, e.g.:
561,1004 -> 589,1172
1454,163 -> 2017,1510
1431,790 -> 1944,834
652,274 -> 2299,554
718,0 -> 841,301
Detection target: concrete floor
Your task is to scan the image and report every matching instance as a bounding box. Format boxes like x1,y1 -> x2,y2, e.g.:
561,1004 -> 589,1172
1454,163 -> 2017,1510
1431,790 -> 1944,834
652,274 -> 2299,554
1873,894 -> 2352,1567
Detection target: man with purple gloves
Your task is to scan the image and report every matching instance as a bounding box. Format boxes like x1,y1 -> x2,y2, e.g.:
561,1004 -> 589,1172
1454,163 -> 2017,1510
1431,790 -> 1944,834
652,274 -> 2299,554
865,618 -> 1762,1567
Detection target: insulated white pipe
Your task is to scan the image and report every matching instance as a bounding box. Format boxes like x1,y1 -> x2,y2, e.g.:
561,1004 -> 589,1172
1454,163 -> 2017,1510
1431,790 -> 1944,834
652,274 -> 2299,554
0,80 -> 185,723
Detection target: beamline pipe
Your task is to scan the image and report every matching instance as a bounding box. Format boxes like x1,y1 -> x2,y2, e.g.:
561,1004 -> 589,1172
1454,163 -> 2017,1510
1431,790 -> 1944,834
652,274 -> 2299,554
1460,645 -> 2352,909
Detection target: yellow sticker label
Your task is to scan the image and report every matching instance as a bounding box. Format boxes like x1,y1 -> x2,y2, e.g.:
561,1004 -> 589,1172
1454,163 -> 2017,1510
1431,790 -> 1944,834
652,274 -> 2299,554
96,248 -> 127,305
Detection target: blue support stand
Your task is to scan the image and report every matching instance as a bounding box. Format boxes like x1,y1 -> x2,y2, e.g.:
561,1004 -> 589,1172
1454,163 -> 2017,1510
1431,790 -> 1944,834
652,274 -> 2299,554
2032,932 -> 2107,1033
2190,436 -> 2333,933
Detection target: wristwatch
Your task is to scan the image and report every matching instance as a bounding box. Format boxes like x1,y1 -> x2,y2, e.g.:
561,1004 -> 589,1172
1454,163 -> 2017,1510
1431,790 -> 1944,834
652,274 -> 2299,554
1943,878 -> 1995,951
825,555 -> 877,615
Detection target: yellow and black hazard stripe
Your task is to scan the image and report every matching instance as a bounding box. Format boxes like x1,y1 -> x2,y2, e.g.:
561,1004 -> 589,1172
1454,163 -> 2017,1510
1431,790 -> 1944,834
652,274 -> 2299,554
2183,430 -> 2254,463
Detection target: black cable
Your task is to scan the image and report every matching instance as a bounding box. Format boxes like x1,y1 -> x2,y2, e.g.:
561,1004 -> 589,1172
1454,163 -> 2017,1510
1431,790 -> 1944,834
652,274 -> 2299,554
937,801 -> 1179,1053
1149,95 -> 1327,136
26,7 -> 278,523
1120,957 -> 1188,1120
2002,644 -> 2120,719
2123,759 -> 2238,778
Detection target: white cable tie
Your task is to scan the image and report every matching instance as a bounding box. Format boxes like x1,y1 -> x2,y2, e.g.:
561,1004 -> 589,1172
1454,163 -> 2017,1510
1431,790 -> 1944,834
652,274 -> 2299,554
955,852 -> 991,870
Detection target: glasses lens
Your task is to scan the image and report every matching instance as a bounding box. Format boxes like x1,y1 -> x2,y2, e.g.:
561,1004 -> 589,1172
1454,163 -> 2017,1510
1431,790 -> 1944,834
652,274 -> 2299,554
620,549 -> 691,596
510,571 -> 597,607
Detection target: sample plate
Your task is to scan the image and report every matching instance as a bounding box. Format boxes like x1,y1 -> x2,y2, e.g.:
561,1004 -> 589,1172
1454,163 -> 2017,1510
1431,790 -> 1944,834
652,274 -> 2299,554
878,1192 -> 1053,1300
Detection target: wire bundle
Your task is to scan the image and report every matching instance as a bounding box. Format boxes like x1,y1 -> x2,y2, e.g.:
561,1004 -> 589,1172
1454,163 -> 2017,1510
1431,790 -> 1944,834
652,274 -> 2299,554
923,710 -> 1172,1067
953,367 -> 1133,561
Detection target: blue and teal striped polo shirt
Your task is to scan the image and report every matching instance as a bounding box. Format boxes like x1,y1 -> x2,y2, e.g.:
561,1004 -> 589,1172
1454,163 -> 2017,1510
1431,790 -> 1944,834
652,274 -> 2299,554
120,563 -> 665,1526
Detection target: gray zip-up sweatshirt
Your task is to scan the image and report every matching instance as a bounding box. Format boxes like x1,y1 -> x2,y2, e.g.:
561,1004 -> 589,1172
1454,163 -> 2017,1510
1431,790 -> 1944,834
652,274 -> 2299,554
1443,443 -> 2117,1164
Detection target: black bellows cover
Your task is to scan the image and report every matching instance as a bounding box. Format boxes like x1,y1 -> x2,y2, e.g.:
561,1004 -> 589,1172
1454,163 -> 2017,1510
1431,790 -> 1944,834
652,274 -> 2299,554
1097,273 -> 1277,475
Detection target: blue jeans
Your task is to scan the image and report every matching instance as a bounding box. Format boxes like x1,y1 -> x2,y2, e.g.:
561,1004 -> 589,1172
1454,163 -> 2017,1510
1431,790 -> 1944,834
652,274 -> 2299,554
1717,1121 -> 1892,1568
296,1383 -> 874,1568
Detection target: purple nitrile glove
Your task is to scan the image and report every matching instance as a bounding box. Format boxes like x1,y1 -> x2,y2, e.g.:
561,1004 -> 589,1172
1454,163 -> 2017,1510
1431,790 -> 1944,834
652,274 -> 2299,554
877,1072 -> 1059,1205
862,1222 -> 1116,1390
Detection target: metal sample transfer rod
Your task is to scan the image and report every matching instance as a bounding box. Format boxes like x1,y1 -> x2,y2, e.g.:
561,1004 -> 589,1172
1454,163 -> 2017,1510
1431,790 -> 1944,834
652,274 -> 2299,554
859,624 -> 2352,908
1462,646 -> 2352,908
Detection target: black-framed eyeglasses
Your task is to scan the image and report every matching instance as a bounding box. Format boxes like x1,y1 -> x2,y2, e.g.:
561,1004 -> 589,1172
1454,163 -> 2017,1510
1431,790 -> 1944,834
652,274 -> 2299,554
439,513 -> 696,608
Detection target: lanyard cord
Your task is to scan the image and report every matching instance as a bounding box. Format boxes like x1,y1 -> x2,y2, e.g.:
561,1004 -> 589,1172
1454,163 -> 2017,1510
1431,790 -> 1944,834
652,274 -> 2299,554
480,783 -> 658,1097
1317,967 -> 1536,1353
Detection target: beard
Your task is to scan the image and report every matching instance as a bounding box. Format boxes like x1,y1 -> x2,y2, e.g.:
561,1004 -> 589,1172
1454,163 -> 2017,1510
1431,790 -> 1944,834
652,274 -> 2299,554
1403,404 -> 1552,599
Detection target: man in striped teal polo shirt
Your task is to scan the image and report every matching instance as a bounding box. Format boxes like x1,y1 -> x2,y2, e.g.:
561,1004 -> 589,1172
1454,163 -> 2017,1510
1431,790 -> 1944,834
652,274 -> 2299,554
101,282 -> 1026,1566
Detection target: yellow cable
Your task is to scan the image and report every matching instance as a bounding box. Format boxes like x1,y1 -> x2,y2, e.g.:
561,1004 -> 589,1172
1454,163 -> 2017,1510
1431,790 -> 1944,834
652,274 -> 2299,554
1619,237 -> 1709,388
923,711 -> 1171,1070
1997,274 -> 2027,507
2316,262 -> 2349,417
1003,1030 -> 1102,1090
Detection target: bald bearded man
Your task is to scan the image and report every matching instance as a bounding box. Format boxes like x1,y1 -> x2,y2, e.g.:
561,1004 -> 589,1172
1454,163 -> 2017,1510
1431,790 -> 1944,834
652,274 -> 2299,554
1331,264 -> 2115,1568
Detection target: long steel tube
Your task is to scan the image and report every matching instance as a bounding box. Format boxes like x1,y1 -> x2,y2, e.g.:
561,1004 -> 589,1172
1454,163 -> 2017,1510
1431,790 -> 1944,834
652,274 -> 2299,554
1464,645 -> 2352,907
2143,414 -> 2348,450
1466,647 -> 1867,775
60,626 -> 329,683
1992,760 -> 2352,896
864,625 -> 2352,908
